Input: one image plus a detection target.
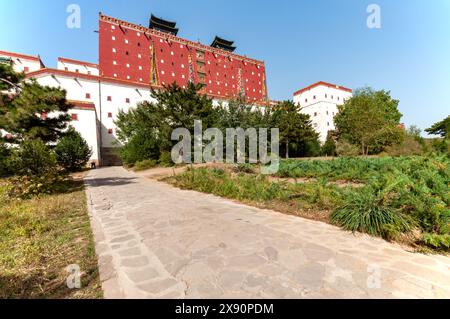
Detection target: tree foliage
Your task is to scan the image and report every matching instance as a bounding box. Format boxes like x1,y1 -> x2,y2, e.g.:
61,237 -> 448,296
7,139 -> 57,177
115,84 -> 320,166
0,141 -> 11,177
334,87 -> 403,155
271,101 -> 318,158
425,115 -> 450,138
0,64 -> 71,144
55,127 -> 92,172
322,131 -> 337,156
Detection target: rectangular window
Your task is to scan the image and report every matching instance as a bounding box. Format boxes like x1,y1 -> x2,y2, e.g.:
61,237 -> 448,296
108,128 -> 113,134
75,69 -> 79,73
125,98 -> 130,103
107,96 -> 112,101
197,61 -> 205,73
64,67 -> 68,71
197,72 -> 206,83
24,67 -> 29,72
85,93 -> 91,99
196,50 -> 205,60
108,112 -> 113,118
314,112 -> 317,116
71,113 -> 78,121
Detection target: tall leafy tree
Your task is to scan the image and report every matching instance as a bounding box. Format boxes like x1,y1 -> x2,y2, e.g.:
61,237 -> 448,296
0,64 -> 72,144
334,87 -> 403,155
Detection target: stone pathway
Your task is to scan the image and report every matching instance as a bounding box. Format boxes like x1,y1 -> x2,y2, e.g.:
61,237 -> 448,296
84,167 -> 450,299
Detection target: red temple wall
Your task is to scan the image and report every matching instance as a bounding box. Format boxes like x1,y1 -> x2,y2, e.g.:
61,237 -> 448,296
99,15 -> 268,103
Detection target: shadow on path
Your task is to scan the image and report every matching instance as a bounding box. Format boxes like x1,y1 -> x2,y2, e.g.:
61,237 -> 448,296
84,177 -> 137,187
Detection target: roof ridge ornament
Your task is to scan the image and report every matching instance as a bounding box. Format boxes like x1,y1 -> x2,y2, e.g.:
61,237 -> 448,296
149,14 -> 178,36
211,36 -> 236,52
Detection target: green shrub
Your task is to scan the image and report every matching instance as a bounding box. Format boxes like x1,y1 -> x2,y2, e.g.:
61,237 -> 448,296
336,140 -> 360,157
331,187 -> 413,238
322,134 -> 337,156
159,151 -> 174,167
134,159 -> 157,171
385,134 -> 424,156
55,127 -> 92,172
8,139 -> 57,177
0,141 -> 11,177
6,139 -> 62,198
120,133 -> 160,166
423,233 -> 450,250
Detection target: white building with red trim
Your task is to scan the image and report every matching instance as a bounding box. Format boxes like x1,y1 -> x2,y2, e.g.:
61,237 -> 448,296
293,81 -> 353,143
1,50 -> 158,165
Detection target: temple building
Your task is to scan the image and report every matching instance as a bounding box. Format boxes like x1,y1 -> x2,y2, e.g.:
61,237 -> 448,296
1,13 -> 269,166
293,81 -> 353,143
99,13 -> 268,103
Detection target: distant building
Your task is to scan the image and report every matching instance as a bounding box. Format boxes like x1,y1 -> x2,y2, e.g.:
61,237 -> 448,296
0,12 -> 269,166
293,81 -> 352,143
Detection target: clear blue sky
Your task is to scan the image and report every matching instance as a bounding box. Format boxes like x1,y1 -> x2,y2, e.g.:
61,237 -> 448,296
1,0 -> 449,134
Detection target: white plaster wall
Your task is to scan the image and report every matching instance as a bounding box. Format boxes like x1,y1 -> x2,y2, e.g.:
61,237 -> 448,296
99,82 -> 154,147
68,109 -> 100,163
294,84 -> 352,143
0,55 -> 42,73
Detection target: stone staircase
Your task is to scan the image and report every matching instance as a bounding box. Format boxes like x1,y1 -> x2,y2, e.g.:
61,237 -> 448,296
101,147 -> 123,166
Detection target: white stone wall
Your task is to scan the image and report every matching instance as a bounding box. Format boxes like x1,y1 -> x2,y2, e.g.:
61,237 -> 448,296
57,60 -> 99,76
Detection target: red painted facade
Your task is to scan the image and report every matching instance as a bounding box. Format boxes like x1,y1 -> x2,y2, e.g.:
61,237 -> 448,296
99,14 -> 269,104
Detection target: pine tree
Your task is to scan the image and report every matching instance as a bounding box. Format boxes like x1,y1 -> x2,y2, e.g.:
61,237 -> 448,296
272,100 -> 318,158
0,64 -> 72,144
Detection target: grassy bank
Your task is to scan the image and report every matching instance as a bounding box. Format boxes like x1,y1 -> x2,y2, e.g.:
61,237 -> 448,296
165,156 -> 450,252
0,177 -> 102,299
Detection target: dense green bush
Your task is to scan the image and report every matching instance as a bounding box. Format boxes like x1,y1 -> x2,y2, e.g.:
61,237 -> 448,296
120,133 -> 161,166
423,233 -> 450,249
279,156 -> 450,248
134,159 -> 158,171
159,151 -> 174,167
6,139 -> 62,198
55,128 -> 92,172
8,139 -> 57,177
336,140 -> 360,157
0,142 -> 11,177
331,187 -> 413,239
385,132 -> 424,157
321,133 -> 337,156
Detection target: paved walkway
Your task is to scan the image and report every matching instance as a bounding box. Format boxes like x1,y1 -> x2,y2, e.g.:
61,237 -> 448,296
84,167 -> 450,299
